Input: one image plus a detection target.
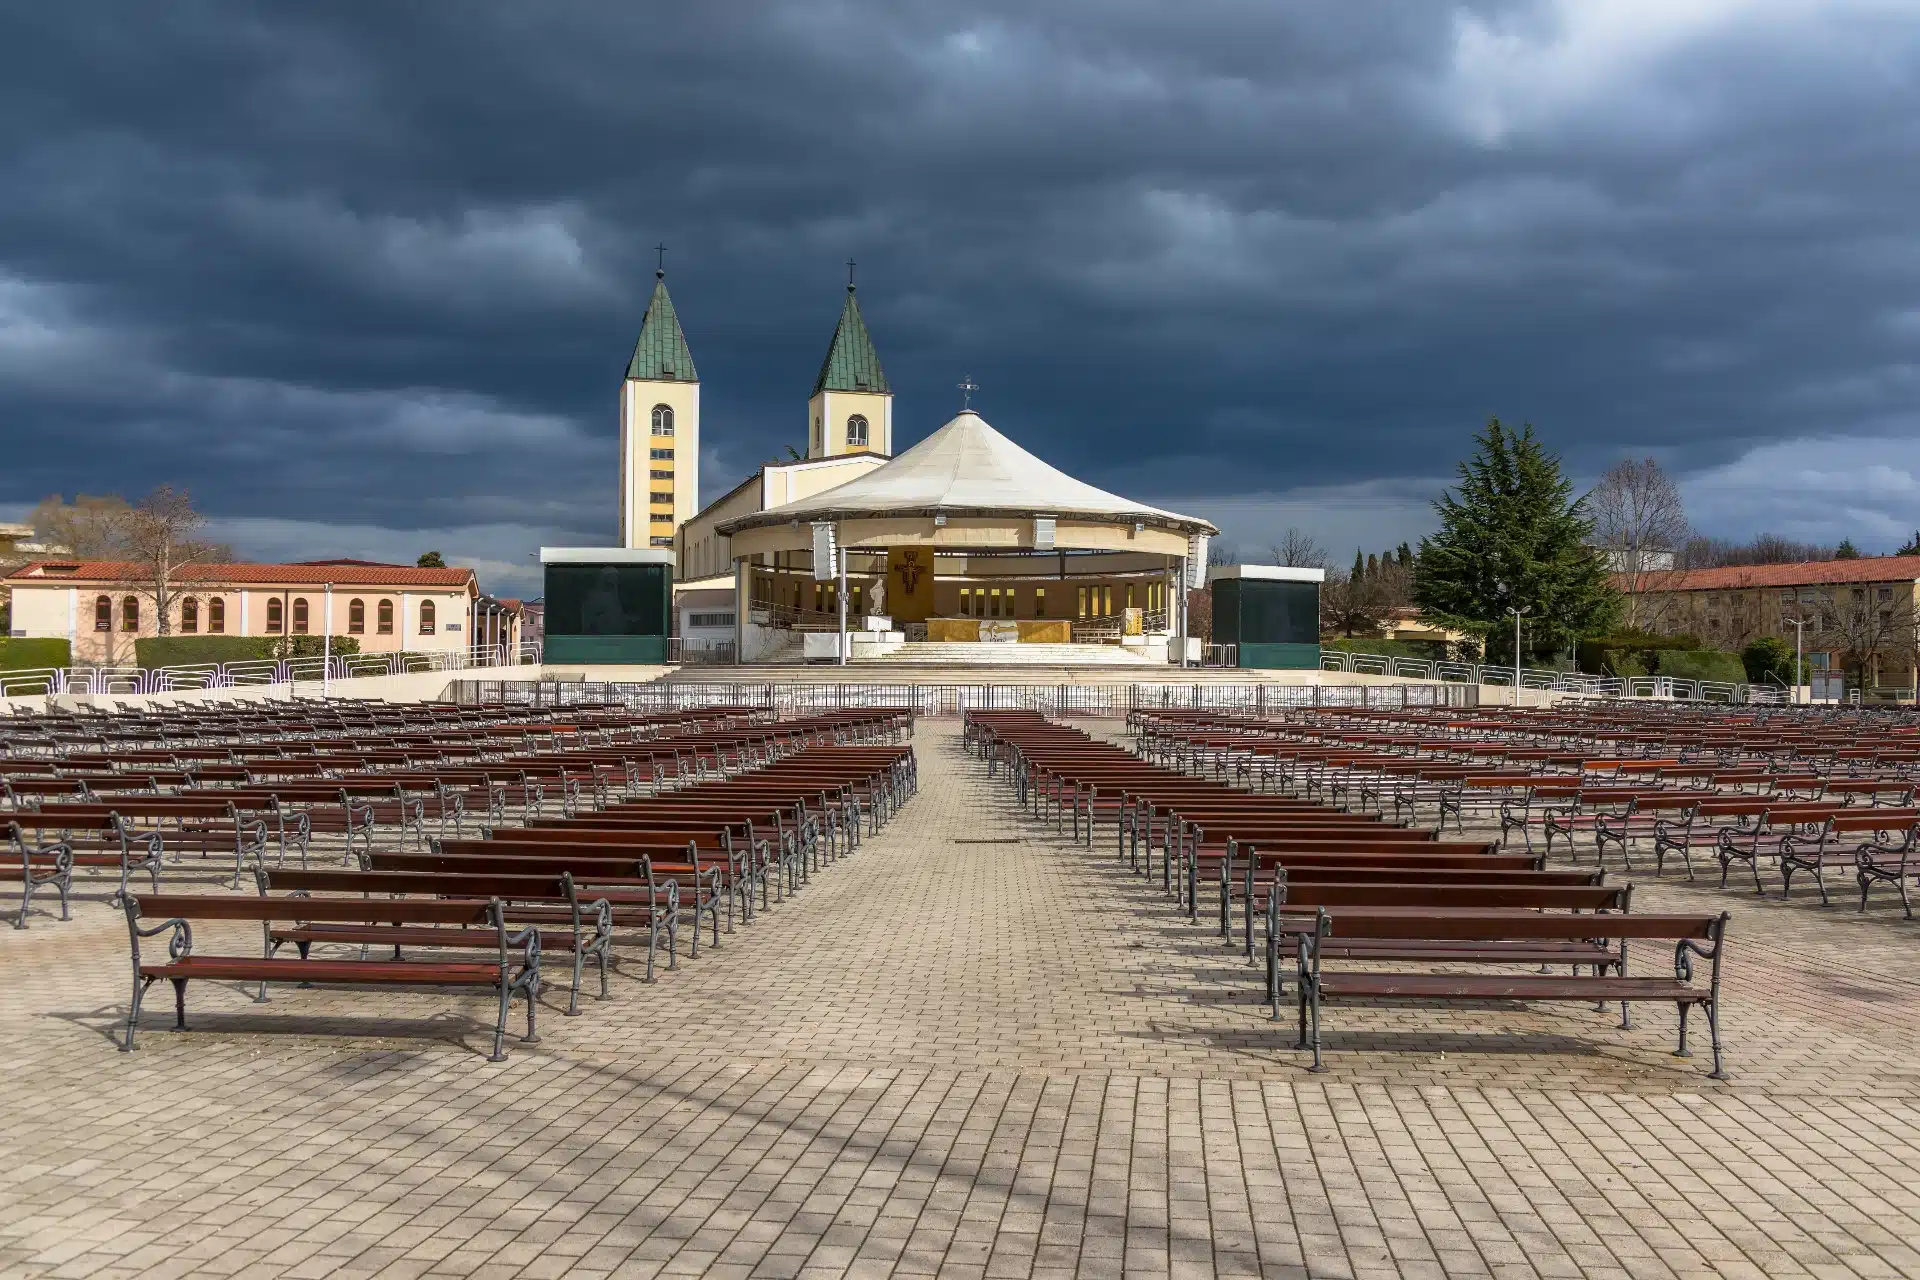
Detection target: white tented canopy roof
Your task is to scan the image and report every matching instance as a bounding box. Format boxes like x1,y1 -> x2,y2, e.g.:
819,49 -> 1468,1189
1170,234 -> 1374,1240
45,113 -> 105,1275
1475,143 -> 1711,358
718,410 -> 1216,536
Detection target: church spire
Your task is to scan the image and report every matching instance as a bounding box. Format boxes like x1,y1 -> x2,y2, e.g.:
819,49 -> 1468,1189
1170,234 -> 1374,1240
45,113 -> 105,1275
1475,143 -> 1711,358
625,263 -> 697,383
811,275 -> 888,397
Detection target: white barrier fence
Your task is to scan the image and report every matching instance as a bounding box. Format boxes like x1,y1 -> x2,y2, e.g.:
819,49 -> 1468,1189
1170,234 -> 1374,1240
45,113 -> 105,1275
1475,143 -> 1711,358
1316,648 -> 1784,704
0,641 -> 544,699
453,679 -> 1480,717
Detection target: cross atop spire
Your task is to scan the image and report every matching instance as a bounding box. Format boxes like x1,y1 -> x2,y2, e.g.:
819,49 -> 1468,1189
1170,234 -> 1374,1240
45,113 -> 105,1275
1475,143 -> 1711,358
654,243 -> 667,279
846,258 -> 856,292
957,375 -> 979,411
811,275 -> 889,396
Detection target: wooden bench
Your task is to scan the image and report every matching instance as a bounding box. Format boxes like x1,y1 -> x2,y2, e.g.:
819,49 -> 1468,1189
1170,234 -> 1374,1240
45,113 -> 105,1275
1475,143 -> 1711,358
121,892 -> 542,1059
256,866 -> 621,1011
1855,813 -> 1920,916
4,811 -> 163,910
1284,908 -> 1732,1077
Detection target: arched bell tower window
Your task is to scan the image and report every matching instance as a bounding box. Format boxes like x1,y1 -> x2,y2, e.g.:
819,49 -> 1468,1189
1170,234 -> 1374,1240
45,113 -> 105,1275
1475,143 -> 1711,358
650,404 -> 674,436
846,414 -> 869,448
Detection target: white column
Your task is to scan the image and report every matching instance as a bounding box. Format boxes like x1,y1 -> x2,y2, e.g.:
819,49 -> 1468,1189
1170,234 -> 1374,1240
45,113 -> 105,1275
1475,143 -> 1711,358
240,590 -> 250,636
323,583 -> 333,698
66,588 -> 76,646
837,531 -> 849,666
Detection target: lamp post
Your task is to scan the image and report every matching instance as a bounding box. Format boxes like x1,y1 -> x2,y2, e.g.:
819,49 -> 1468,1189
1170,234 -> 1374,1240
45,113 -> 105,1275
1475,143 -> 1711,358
1785,616 -> 1809,703
1505,605 -> 1531,706
322,583 -> 333,700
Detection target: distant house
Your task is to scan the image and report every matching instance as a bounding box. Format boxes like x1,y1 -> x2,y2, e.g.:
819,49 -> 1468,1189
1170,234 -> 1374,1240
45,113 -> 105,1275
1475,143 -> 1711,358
1621,555 -> 1920,696
5,558 -> 493,666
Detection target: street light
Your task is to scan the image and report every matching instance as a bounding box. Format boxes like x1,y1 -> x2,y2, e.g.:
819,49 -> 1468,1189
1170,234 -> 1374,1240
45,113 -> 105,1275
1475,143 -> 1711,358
1784,616 -> 1810,703
1506,605 -> 1531,706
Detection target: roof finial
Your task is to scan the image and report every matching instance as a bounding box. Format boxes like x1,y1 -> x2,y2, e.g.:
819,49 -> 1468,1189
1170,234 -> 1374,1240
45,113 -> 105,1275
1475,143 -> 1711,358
957,375 -> 978,411
655,243 -> 667,280
846,258 -> 856,293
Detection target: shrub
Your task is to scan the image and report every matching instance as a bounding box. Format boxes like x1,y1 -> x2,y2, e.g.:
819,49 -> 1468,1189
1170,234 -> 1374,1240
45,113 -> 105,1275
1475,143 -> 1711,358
1741,636 -> 1797,686
0,637 -> 72,670
1321,637 -> 1450,662
136,635 -> 362,668
1576,630 -> 1704,674
1653,649 -> 1747,685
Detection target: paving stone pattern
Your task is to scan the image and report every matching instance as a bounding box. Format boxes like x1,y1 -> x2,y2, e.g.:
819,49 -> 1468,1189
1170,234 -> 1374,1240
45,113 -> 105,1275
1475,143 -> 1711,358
3,724 -> 1920,1278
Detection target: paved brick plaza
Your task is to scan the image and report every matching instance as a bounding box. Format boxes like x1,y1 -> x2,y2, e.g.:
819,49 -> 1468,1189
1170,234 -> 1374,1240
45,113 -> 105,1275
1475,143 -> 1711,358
4,724 -> 1920,1279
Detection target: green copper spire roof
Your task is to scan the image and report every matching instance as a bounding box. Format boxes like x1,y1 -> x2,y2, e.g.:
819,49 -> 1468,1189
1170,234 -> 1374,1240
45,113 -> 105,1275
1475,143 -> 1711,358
625,271 -> 697,382
811,285 -> 889,397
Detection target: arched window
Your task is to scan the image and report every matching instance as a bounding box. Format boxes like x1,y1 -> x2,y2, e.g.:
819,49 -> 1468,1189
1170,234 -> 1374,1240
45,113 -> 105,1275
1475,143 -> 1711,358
377,599 -> 394,634
419,599 -> 437,634
180,597 -> 199,633
266,598 -> 283,633
94,595 -> 112,632
120,596 -> 140,631
208,598 -> 226,633
348,598 -> 365,634
650,404 -> 674,436
292,599 -> 309,634
846,414 -> 869,448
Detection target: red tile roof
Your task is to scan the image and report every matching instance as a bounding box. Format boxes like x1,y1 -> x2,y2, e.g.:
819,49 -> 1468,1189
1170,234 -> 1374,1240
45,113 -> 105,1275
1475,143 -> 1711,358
5,560 -> 477,588
1625,556 -> 1920,592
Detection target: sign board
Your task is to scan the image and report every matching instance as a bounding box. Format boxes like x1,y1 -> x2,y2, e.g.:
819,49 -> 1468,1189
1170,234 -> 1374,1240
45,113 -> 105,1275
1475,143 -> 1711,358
811,522 -> 837,581
979,620 -> 1020,643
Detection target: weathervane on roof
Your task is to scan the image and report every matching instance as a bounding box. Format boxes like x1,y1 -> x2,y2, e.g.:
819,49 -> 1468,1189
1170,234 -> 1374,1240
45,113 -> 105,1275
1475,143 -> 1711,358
654,243 -> 667,279
957,375 -> 978,411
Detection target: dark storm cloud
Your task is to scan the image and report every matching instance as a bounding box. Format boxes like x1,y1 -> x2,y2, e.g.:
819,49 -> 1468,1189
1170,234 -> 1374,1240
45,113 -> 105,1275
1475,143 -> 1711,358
4,0 -> 1919,589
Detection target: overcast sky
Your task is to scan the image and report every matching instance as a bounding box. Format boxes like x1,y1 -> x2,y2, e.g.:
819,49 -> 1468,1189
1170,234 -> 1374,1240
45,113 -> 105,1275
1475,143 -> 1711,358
3,2 -> 1917,596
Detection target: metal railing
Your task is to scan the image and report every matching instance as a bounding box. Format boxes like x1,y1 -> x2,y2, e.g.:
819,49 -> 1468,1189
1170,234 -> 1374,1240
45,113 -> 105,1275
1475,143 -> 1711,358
449,679 -> 1478,716
0,640 -> 544,699
1317,648 -> 1764,703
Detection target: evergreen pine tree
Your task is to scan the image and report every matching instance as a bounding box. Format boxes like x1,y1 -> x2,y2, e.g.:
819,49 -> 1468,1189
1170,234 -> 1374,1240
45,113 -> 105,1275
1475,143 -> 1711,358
1413,418 -> 1620,663
1834,538 -> 1861,560
1366,553 -> 1379,578
1395,542 -> 1413,568
1900,531 -> 1920,557
1351,548 -> 1365,582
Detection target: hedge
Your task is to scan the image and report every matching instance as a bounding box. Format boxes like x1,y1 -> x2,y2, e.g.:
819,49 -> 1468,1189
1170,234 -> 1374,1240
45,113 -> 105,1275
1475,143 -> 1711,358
0,637 -> 71,671
1575,631 -> 1704,674
1652,649 -> 1748,685
1321,637 -> 1451,662
136,635 -> 362,668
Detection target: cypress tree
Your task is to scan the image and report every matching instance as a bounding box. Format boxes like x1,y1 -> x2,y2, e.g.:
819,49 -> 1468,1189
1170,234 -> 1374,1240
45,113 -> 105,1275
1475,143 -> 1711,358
1414,418 -> 1620,664
1366,553 -> 1380,578
1351,548 -> 1365,582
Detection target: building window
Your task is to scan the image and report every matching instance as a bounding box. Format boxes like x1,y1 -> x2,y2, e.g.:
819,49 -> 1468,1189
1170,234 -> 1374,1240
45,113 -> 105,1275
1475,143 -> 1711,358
1102,586 -> 1112,616
846,414 -> 869,448
121,596 -> 140,631
688,613 -> 737,628
651,513 -> 673,524
1125,584 -> 1136,611
348,598 -> 365,634
266,598 -> 284,633
650,469 -> 673,480
1034,587 -> 1046,618
852,584 -> 865,617
650,448 -> 674,460
180,598 -> 198,633
292,599 -> 309,634
1879,587 -> 1894,602
650,536 -> 674,548
651,404 -> 674,436
1077,586 -> 1088,618
812,416 -> 821,452
651,490 -> 674,504
958,588 -> 972,617
94,595 -> 112,632
209,598 -> 225,633
419,600 -> 436,635
377,599 -> 394,634
987,587 -> 1001,618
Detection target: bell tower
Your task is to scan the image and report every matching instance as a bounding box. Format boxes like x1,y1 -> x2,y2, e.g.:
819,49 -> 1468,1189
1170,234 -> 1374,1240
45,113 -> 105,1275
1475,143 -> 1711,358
807,264 -> 892,459
619,252 -> 699,549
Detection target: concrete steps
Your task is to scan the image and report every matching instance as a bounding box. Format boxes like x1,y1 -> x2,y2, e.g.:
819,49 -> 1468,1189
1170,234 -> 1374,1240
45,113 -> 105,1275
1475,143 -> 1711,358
863,641 -> 1158,666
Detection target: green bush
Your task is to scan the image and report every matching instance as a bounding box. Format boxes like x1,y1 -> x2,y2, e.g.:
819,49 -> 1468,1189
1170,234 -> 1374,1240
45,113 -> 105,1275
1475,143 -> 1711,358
1321,637 -> 1451,661
1653,649 -> 1747,684
136,635 -> 362,668
0,637 -> 71,670
1576,630 -> 1704,674
1741,636 -> 1797,686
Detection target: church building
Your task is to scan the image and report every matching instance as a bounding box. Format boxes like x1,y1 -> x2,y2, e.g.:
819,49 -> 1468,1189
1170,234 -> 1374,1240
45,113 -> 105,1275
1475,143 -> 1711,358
664,274 -> 897,584
617,264 -> 700,549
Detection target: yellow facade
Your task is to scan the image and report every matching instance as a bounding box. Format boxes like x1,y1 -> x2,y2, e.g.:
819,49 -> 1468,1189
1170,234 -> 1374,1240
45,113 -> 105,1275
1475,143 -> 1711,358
620,378 -> 699,550
808,388 -> 892,459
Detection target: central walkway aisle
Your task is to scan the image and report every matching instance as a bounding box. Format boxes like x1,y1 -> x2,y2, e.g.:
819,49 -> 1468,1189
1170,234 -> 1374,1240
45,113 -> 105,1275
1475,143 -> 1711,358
2,726 -> 1918,1279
